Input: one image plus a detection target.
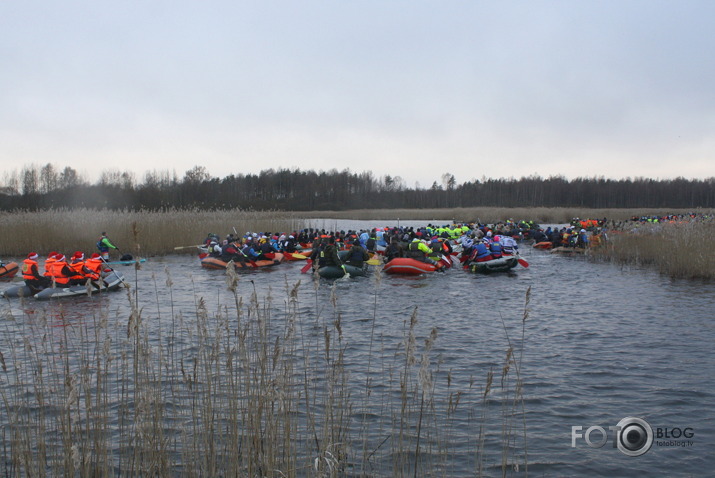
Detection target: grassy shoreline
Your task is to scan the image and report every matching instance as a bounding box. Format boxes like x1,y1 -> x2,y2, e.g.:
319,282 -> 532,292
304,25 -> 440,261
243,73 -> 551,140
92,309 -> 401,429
589,219 -> 715,280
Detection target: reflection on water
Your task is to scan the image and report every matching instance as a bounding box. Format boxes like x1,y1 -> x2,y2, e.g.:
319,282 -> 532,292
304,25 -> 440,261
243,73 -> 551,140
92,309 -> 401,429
1,237 -> 713,476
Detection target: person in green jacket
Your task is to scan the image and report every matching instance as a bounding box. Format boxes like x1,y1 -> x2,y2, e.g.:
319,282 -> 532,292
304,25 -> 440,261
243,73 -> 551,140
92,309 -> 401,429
97,232 -> 119,260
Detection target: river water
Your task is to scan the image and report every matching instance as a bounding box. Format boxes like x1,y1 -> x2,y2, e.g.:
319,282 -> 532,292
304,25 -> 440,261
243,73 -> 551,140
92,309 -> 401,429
1,219 -> 713,476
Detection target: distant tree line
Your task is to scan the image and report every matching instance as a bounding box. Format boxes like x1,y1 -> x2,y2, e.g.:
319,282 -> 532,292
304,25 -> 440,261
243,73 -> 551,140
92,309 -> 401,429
1,163 -> 714,210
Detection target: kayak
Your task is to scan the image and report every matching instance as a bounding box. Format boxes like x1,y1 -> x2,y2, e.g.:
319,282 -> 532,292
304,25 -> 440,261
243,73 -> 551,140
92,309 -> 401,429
469,256 -> 519,274
201,254 -> 284,270
383,258 -> 442,275
533,242 -> 553,250
0,262 -> 19,280
2,271 -> 125,299
318,263 -> 368,279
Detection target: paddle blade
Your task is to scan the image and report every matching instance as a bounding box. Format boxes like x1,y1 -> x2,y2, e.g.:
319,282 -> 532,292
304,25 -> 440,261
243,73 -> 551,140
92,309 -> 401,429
301,259 -> 313,274
291,253 -> 307,260
518,258 -> 529,268
366,258 -> 381,266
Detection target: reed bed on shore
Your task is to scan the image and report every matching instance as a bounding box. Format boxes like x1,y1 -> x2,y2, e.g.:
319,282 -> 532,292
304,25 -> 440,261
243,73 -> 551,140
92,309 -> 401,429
0,264 -> 529,477
590,219 -> 715,280
295,207 -> 708,224
0,208 -> 303,257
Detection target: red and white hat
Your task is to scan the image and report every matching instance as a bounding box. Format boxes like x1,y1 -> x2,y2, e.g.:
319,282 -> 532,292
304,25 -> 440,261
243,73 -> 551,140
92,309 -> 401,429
72,251 -> 84,260
90,253 -> 101,259
27,252 -> 39,260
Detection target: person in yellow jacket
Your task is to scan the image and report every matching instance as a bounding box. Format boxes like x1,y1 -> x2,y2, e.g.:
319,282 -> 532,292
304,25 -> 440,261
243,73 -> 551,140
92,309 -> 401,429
406,238 -> 439,266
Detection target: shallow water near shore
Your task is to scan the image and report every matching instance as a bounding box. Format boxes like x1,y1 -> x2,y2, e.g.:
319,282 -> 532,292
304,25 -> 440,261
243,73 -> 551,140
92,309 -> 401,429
1,221 -> 713,476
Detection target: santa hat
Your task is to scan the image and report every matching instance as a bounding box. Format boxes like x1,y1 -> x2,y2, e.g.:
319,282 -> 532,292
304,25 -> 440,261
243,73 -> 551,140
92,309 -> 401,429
72,251 -> 84,260
90,253 -> 101,259
56,254 -> 66,261
48,251 -> 58,258
27,252 -> 39,260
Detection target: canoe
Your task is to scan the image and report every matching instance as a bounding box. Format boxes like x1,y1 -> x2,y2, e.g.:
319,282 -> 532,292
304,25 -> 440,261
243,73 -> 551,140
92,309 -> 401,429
469,256 -> 519,274
200,254 -> 284,270
383,258 -> 441,275
318,263 -> 367,279
533,242 -> 553,250
0,262 -> 19,280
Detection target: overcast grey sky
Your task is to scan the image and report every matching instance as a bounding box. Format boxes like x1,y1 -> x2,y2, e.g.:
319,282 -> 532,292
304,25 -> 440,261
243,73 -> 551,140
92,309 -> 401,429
2,1 -> 714,187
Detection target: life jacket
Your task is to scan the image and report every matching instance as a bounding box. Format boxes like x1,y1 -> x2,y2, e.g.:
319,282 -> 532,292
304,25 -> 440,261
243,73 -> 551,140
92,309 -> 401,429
348,246 -> 366,264
22,259 -> 40,281
43,257 -> 57,277
97,237 -> 109,252
489,241 -> 503,258
84,258 -> 103,281
49,259 -> 71,285
319,245 -> 341,267
471,243 -> 492,262
69,260 -> 86,281
406,241 -> 425,260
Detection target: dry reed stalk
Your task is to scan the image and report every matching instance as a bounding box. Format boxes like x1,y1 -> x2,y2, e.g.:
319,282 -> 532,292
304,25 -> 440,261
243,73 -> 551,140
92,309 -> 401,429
0,262 -> 532,477
590,220 -> 715,280
0,208 -> 302,257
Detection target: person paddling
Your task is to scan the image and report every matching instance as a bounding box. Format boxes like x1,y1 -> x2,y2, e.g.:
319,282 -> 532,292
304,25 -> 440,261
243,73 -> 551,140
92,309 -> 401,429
97,232 -> 119,260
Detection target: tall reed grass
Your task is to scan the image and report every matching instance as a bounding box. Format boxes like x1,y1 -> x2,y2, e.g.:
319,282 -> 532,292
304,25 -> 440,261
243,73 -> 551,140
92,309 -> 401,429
0,259 -> 529,476
0,208 -> 302,257
590,219 -> 715,280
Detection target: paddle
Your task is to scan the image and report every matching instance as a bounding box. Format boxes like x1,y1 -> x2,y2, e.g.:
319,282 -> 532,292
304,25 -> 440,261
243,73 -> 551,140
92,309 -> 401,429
174,244 -> 204,250
366,258 -> 381,266
100,256 -> 128,289
291,252 -> 308,260
516,253 -> 529,268
301,259 -> 313,274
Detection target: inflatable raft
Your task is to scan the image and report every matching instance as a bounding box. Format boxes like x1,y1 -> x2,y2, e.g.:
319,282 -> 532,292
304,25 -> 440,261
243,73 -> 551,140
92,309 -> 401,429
201,253 -> 284,270
318,263 -> 368,279
383,258 -> 442,275
0,262 -> 19,280
469,256 -> 519,274
2,271 -> 125,299
533,242 -> 553,250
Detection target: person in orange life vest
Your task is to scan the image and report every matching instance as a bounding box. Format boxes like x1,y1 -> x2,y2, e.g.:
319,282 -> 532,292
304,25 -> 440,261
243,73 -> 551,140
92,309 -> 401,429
84,253 -> 104,281
48,254 -> 74,287
22,252 -> 51,289
68,251 -> 89,285
43,252 -> 58,279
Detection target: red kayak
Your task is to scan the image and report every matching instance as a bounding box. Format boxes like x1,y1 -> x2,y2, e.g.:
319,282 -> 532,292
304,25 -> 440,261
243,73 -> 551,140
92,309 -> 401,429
201,254 -> 284,270
383,258 -> 442,275
0,262 -> 19,280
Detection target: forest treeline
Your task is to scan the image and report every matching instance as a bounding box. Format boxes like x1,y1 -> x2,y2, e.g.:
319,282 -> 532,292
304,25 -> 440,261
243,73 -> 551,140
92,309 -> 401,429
1,163 -> 714,211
